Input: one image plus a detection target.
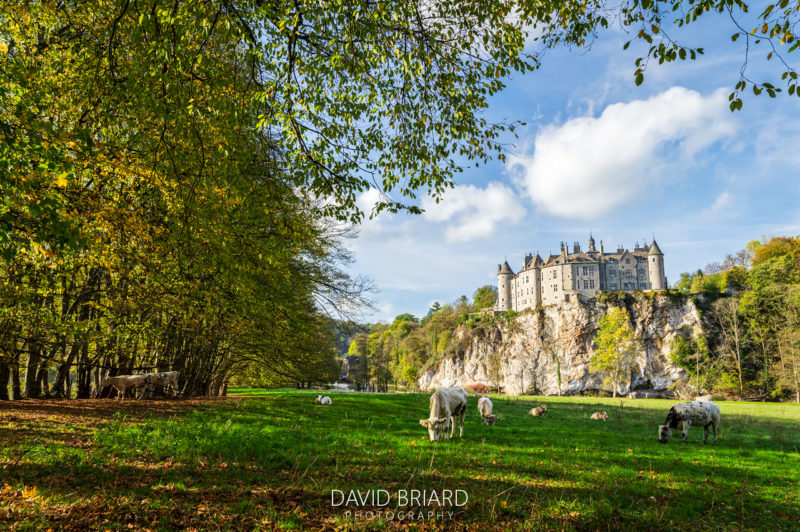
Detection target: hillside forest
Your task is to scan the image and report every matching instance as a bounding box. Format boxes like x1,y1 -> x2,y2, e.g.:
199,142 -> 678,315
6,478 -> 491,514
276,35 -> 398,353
336,237 -> 800,402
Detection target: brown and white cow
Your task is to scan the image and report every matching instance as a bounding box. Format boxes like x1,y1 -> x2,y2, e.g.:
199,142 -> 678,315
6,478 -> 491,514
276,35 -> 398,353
529,405 -> 547,416
590,411 -> 608,421
419,386 -> 468,441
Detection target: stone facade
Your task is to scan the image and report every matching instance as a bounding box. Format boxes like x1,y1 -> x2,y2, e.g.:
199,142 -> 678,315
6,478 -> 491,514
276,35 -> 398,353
496,236 -> 667,311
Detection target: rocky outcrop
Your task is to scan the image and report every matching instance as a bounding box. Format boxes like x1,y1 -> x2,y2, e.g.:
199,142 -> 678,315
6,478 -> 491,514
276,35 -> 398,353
418,293 -> 700,396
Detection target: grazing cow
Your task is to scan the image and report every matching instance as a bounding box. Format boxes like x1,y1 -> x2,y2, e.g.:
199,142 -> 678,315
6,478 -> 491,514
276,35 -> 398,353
477,396 -> 497,426
419,386 -> 468,442
100,374 -> 148,400
529,405 -> 547,416
142,371 -> 180,397
658,400 -> 720,444
695,394 -> 713,402
315,395 -> 332,405
590,411 -> 608,421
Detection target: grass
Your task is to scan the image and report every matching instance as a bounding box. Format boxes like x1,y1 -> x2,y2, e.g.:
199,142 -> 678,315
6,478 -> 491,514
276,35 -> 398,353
1,390 -> 799,530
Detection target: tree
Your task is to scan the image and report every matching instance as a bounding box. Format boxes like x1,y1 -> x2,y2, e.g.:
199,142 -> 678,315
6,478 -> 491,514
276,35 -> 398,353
473,285 -> 498,310
590,307 -> 640,398
711,297 -> 746,397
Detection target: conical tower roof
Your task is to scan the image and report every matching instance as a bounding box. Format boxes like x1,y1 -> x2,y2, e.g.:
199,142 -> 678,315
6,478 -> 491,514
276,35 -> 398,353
499,260 -> 514,274
648,239 -> 663,256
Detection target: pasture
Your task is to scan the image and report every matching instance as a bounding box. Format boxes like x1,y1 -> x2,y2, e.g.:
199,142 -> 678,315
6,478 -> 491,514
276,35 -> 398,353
1,390 -> 799,530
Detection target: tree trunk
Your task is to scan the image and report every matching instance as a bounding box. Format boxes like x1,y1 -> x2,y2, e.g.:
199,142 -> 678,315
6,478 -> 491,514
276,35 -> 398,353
0,359 -> 10,400
36,359 -> 50,397
11,358 -> 22,400
24,346 -> 41,399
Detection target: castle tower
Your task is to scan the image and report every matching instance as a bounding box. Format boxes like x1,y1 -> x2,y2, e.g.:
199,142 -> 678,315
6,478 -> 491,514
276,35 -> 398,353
648,239 -> 666,290
588,233 -> 597,253
496,261 -> 514,311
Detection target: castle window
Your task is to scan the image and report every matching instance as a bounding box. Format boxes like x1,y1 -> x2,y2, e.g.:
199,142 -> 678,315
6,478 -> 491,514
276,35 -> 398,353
611,283 -> 617,290
652,257 -> 656,262
590,280 -> 595,289
625,258 -> 631,264
625,271 -> 632,278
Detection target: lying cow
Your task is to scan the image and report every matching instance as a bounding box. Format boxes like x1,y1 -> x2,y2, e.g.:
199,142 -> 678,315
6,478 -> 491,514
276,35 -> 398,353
590,411 -> 608,421
529,405 -> 547,416
100,374 -> 148,400
695,394 -> 713,402
477,396 -> 497,426
315,395 -> 332,405
419,386 -> 468,441
658,400 -> 720,444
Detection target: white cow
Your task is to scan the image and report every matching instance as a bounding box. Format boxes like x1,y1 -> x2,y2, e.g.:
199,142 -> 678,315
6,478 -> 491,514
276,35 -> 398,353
419,386 -> 468,441
315,395 -> 332,405
658,400 -> 720,444
695,394 -> 713,402
477,396 -> 497,425
100,374 -> 148,400
590,411 -> 608,421
142,371 -> 180,397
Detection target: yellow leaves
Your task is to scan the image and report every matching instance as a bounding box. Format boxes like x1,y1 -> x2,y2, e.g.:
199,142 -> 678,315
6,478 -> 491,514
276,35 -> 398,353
54,173 -> 69,188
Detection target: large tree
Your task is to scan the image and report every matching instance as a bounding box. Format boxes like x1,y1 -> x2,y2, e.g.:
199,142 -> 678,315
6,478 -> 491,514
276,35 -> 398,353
590,307 -> 640,397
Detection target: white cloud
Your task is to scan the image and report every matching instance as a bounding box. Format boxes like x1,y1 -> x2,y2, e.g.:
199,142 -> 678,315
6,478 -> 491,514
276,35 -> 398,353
706,191 -> 734,214
508,87 -> 737,220
421,182 -> 526,242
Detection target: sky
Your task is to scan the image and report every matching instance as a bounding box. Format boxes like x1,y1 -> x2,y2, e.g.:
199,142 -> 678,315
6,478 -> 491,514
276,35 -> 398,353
344,8 -> 800,323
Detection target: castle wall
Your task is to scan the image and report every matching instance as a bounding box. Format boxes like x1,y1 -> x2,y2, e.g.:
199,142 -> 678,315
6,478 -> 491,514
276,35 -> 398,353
501,238 -> 667,312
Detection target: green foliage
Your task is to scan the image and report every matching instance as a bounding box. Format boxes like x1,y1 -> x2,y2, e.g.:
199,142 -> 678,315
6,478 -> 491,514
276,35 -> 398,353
472,285 -> 498,310
590,307 -> 640,398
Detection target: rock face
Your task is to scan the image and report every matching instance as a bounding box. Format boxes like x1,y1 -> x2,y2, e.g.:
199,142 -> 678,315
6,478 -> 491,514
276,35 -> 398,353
418,293 -> 700,396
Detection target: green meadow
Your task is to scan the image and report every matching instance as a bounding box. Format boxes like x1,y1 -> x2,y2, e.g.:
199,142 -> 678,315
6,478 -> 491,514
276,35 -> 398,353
1,390 -> 799,530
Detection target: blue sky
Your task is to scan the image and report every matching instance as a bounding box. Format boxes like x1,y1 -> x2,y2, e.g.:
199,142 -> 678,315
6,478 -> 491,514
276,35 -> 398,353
345,10 -> 800,323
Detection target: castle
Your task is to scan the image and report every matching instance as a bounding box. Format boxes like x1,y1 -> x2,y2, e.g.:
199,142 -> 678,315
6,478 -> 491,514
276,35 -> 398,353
496,235 -> 667,311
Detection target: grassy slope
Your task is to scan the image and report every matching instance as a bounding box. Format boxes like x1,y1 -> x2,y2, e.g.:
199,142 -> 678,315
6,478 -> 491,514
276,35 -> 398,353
1,390 -> 799,531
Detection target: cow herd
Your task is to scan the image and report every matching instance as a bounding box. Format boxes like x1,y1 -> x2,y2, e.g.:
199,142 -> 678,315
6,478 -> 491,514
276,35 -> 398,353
311,384 -> 722,444
97,371 -> 721,446
409,385 -> 721,444
99,371 -> 180,400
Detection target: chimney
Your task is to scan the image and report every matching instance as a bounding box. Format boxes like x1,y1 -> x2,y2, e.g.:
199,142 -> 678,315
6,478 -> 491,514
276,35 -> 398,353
600,240 -> 604,254
573,241 -> 581,253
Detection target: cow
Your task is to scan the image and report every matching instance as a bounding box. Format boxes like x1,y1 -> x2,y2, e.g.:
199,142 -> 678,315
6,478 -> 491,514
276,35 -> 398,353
142,371 -> 180,398
315,395 -> 332,405
529,405 -> 547,416
590,411 -> 608,420
695,394 -> 713,402
477,396 -> 497,426
100,374 -> 148,401
658,400 -> 720,444
419,386 -> 468,442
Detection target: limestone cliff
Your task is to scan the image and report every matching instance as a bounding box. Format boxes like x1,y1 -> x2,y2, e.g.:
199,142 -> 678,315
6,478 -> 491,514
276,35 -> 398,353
418,293 -> 700,396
